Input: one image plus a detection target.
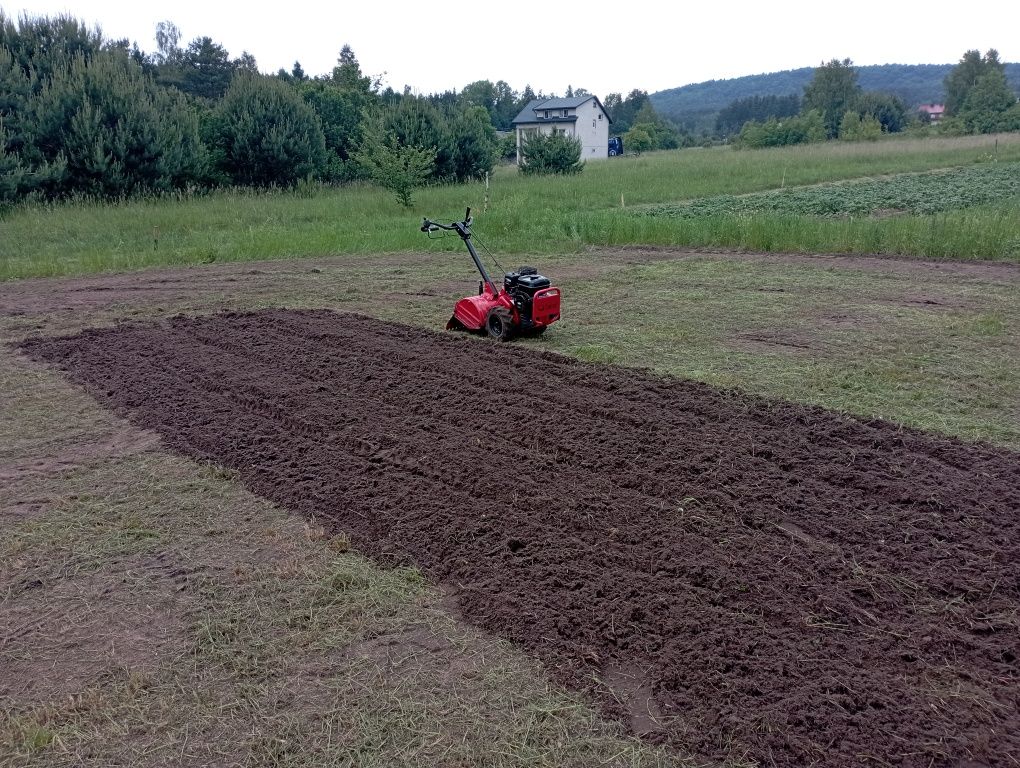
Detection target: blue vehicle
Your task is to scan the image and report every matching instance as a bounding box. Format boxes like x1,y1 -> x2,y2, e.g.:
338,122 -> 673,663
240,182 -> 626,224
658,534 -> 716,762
608,136 -> 623,156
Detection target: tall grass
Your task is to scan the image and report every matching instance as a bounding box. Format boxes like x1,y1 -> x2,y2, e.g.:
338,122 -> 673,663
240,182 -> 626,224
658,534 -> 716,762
3,133 -> 1020,280
573,204 -> 1020,260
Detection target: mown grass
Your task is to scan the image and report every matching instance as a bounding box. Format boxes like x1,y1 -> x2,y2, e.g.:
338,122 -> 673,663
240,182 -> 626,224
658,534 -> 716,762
3,133 -> 1020,280
555,256 -> 1020,448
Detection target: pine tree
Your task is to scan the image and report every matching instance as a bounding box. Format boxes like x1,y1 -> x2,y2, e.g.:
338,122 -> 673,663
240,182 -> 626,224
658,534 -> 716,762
13,48 -> 203,198
519,132 -> 583,175
450,105 -> 496,181
299,79 -> 370,182
211,72 -> 326,186
382,96 -> 455,181
332,44 -> 372,94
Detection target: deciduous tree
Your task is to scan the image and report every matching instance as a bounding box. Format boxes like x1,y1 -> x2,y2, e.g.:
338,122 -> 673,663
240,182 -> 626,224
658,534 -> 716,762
358,121 -> 434,207
854,92 -> 907,133
838,111 -> 882,141
944,49 -> 995,116
716,94 -> 800,136
803,58 -> 861,139
943,49 -> 1019,133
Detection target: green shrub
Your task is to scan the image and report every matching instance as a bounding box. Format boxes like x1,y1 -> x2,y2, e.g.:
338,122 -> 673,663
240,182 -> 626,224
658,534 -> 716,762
624,125 -> 654,154
734,110 -> 825,149
519,132 -> 583,175
839,111 -> 883,141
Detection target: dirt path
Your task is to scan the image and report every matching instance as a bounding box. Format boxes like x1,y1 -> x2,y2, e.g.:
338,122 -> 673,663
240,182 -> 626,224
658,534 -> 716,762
23,309 -> 1020,767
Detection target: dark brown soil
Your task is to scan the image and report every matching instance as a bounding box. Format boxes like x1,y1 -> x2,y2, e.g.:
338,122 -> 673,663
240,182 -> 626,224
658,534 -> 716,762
20,309 -> 1020,767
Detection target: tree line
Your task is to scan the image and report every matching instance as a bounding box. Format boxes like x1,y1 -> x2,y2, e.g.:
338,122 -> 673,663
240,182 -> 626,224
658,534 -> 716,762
651,63 -> 1020,136
726,51 -> 1020,149
0,13 -> 683,206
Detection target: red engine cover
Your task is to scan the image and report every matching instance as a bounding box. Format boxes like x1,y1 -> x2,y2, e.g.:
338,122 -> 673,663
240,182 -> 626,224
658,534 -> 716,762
531,287 -> 561,327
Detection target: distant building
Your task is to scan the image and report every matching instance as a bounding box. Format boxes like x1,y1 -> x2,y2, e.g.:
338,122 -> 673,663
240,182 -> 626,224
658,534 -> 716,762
511,96 -> 613,164
918,103 -> 945,123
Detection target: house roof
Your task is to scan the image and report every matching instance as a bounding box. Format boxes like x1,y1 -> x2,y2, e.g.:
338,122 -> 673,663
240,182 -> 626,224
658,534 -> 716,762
511,96 -> 613,125
918,104 -> 945,113
536,97 -> 595,110
511,99 -> 548,124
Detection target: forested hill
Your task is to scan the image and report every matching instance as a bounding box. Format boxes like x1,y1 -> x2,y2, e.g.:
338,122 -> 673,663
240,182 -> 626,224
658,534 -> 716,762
651,63 -> 1020,133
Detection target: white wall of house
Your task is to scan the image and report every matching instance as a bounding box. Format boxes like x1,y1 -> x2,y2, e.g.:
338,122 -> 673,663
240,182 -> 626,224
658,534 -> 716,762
514,97 -> 611,164
576,98 -> 610,161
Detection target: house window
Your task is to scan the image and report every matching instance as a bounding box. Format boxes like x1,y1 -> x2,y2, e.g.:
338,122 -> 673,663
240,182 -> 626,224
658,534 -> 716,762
544,111 -> 550,118
562,109 -> 568,117
593,120 -> 596,127
598,113 -> 602,120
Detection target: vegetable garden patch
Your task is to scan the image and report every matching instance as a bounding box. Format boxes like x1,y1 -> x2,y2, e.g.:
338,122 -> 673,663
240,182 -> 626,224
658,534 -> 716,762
641,162 -> 1020,219
22,309 -> 1020,766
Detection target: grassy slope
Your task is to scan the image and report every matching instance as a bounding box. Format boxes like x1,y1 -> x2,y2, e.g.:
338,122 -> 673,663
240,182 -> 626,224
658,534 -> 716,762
2,133 -> 1020,280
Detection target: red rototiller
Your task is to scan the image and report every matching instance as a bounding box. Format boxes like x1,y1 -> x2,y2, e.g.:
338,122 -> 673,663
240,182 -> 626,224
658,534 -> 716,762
420,208 -> 561,341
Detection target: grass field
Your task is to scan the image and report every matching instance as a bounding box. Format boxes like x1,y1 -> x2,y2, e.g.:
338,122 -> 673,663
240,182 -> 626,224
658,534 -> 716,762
2,133 -> 1019,766
2,133 -> 1020,280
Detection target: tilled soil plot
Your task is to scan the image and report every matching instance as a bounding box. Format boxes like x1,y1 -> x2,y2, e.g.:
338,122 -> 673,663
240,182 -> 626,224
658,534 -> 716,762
21,309 -> 1020,766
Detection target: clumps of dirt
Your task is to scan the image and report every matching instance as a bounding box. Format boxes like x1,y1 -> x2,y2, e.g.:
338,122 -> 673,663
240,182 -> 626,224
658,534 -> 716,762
20,309 -> 1020,766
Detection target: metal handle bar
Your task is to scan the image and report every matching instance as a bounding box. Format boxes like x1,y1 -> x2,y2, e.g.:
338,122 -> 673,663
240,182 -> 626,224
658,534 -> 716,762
421,207 -> 472,234
421,219 -> 454,232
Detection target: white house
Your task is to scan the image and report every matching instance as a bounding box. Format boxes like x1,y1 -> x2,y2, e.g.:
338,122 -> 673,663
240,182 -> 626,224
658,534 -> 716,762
511,96 -> 613,165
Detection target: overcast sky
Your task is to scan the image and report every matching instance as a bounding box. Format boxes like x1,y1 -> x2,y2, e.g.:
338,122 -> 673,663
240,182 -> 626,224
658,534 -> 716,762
6,0 -> 1019,97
